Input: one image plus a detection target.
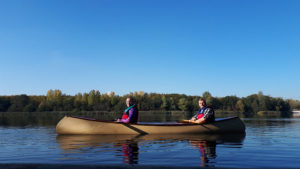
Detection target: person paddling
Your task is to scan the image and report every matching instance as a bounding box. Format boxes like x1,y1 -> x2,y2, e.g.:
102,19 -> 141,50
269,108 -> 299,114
189,98 -> 215,124
116,97 -> 139,123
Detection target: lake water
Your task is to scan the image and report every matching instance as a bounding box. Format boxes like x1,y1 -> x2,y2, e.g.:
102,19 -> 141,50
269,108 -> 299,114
0,112 -> 300,168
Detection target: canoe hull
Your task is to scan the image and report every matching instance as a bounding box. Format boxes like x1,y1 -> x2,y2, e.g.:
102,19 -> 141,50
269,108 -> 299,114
56,116 -> 245,135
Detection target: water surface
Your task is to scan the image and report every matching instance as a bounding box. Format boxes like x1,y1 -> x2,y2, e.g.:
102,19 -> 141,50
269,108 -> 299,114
0,112 -> 300,168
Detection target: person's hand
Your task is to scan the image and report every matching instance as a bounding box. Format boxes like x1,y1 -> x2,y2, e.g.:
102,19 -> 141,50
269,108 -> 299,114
195,118 -> 205,124
115,119 -> 120,122
190,117 -> 196,121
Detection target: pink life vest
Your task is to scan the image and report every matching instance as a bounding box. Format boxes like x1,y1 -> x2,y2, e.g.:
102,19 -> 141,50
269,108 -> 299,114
198,113 -> 204,119
121,112 -> 129,120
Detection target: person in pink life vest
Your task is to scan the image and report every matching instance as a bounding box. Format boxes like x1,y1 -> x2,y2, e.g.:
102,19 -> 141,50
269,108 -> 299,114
116,97 -> 139,123
189,98 -> 215,124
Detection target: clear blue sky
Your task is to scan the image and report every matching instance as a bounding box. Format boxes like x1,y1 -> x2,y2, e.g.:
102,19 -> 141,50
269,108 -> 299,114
1,0 -> 299,100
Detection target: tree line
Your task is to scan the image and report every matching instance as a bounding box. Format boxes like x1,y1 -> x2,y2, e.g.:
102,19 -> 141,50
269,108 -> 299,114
0,90 -> 298,113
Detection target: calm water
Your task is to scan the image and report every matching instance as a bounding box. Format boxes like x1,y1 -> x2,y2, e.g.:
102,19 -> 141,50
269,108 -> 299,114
0,112 -> 300,168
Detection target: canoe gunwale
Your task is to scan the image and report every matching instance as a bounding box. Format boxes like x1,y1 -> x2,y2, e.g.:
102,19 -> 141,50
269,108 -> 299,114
66,115 -> 241,126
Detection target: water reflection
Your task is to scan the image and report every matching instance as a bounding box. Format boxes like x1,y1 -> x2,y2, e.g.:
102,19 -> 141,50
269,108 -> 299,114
56,133 -> 245,165
117,139 -> 139,164
56,134 -> 142,164
190,140 -> 216,167
187,134 -> 244,167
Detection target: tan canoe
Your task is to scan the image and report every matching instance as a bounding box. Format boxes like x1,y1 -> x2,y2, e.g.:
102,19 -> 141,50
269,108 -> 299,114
56,116 -> 245,134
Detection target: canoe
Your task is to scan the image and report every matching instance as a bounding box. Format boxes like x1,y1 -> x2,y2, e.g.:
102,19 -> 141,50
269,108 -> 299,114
56,116 -> 245,134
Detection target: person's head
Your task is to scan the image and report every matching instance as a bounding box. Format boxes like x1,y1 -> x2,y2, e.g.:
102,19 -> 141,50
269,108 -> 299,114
126,97 -> 135,107
198,98 -> 207,109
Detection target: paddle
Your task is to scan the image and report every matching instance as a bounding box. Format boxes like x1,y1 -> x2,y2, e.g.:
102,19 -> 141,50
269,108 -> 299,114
120,123 -> 148,135
180,120 -> 191,123
179,120 -> 202,124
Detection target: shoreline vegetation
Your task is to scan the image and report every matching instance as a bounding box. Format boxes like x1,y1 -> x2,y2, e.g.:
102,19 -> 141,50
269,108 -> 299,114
0,90 -> 299,117
0,110 -> 292,126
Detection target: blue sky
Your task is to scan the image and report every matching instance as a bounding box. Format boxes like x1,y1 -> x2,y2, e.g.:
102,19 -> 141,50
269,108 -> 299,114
0,0 -> 299,100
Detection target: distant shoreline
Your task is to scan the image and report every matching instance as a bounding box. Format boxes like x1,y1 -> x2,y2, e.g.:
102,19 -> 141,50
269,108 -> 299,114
0,110 -> 292,117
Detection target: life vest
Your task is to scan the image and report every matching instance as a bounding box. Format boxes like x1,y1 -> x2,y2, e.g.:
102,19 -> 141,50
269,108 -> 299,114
197,113 -> 204,119
121,105 -> 135,120
121,113 -> 129,120
197,107 -> 207,119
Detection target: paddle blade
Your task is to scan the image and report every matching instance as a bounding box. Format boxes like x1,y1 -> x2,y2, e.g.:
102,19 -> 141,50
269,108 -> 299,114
179,120 -> 202,124
180,120 -> 191,123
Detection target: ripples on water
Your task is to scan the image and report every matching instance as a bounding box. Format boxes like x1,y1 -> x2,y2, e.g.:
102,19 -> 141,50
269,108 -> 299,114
1,113 -> 300,168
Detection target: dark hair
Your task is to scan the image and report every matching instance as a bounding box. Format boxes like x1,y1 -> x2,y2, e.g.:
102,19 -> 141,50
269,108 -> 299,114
199,98 -> 207,106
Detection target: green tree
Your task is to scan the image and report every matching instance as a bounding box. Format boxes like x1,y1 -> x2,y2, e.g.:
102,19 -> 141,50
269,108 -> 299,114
202,91 -> 212,99
8,95 -> 29,112
46,89 -> 54,101
63,97 -> 74,111
161,95 -> 170,110
23,97 -> 39,112
287,99 -> 300,110
88,90 -> 96,108
0,89 -> 295,113
81,93 -> 88,110
150,94 -> 162,110
257,91 -> 267,111
275,98 -> 291,112
221,96 -> 239,111
236,100 -> 245,112
74,93 -> 82,111
38,100 -> 48,111
169,97 -> 178,110
45,89 -> 63,111
53,89 -> 63,110
192,96 -> 200,111
110,96 -> 119,108
0,97 -> 11,112
95,90 -> 101,106
210,97 -> 222,109
178,97 -> 192,111
178,98 -> 187,111
251,100 -> 259,113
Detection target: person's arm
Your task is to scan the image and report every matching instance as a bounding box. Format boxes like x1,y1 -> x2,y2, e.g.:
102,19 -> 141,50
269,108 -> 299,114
194,117 -> 206,124
119,109 -> 134,123
203,108 -> 214,122
190,112 -> 198,121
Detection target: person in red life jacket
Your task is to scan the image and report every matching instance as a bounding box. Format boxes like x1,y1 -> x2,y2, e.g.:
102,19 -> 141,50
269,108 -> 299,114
189,98 -> 215,124
116,97 -> 139,123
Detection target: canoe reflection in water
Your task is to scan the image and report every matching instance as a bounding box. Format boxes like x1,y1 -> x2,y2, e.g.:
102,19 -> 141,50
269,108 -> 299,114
56,133 -> 245,165
56,134 -> 141,164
